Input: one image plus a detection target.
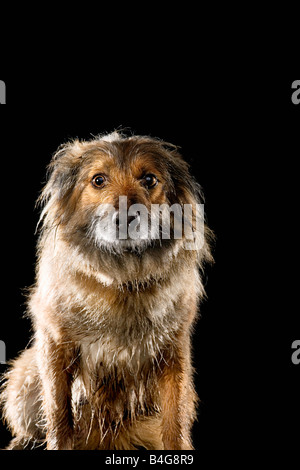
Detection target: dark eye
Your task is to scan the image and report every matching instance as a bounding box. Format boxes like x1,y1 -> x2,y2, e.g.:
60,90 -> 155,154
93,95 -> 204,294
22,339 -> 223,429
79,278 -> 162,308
143,174 -> 158,189
92,174 -> 106,188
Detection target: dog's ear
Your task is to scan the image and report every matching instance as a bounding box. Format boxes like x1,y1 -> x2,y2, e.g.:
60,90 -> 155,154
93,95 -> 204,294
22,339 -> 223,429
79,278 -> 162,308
37,140 -> 84,229
162,146 -> 214,262
45,140 -> 83,201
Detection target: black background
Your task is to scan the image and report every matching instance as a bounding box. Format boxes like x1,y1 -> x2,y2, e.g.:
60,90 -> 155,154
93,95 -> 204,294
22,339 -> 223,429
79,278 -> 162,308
0,65 -> 299,453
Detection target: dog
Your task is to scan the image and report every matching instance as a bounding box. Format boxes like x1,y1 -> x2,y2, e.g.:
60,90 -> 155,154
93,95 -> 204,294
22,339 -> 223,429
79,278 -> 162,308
0,131 -> 213,450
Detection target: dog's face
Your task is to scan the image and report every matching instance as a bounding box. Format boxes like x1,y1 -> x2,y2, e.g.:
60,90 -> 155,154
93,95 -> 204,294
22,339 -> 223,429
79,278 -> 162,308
40,133 -> 202,254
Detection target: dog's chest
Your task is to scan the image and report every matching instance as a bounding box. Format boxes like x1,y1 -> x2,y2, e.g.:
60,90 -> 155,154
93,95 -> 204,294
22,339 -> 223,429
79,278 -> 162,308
79,333 -> 159,375
74,333 -> 162,423
76,278 -> 181,375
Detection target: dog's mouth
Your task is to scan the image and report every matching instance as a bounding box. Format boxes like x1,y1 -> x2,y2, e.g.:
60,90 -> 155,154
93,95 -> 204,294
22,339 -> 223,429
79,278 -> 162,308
88,202 -> 159,247
87,212 -> 174,255
89,219 -> 170,254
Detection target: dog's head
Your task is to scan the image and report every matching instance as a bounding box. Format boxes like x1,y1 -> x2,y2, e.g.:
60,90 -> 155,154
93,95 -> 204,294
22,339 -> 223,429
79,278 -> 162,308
39,132 -> 209,257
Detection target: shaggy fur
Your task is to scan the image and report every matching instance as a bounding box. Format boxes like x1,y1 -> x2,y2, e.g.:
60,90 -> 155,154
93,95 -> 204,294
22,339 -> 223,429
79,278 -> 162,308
0,131 -> 213,450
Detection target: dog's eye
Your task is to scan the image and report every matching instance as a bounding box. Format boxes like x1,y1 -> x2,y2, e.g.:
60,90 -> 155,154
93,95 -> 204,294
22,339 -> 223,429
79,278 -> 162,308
92,174 -> 106,188
143,174 -> 158,189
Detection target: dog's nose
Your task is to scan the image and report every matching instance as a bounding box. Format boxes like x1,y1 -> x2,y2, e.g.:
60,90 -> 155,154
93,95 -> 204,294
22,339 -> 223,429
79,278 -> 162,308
127,215 -> 137,225
115,214 -> 137,227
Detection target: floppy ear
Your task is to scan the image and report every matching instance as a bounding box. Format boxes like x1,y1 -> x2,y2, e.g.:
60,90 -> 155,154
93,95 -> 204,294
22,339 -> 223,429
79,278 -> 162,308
164,146 -> 214,263
44,141 -> 83,199
37,140 -> 83,229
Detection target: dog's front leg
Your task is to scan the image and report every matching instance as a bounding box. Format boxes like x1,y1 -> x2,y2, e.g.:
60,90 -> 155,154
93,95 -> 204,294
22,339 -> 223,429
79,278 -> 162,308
159,344 -> 196,450
36,331 -> 74,450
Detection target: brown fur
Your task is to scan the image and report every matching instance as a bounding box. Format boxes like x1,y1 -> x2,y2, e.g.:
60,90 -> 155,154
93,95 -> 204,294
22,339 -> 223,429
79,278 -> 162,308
0,132 -> 213,450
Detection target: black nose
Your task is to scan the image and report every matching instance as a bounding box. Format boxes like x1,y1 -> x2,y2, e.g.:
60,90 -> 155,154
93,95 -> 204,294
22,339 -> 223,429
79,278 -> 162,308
115,214 -> 137,227
127,215 -> 137,225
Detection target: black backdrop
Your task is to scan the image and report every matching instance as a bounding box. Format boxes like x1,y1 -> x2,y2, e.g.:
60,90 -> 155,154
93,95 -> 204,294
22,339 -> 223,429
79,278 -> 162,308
0,72 -> 299,451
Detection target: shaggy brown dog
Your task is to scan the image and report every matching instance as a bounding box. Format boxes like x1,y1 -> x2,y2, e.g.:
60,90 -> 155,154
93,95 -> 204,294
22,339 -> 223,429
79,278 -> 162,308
0,132 -> 213,450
